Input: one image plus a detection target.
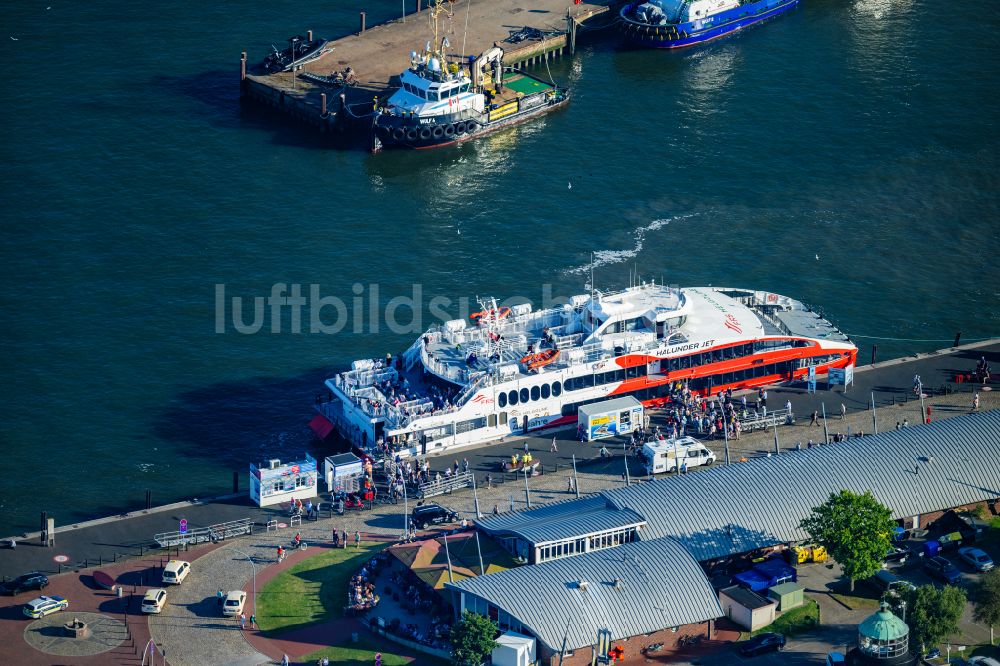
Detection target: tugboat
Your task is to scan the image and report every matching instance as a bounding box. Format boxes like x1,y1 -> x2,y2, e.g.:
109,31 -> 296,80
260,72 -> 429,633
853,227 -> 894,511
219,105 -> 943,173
371,0 -> 569,152
619,0 -> 799,49
263,34 -> 331,73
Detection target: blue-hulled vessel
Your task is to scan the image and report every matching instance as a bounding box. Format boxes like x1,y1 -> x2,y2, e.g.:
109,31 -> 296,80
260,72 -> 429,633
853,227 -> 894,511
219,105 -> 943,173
619,0 -> 799,49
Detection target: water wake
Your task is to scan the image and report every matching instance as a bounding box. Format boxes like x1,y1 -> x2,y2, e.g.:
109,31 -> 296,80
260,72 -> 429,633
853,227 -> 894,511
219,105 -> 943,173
565,214 -> 697,275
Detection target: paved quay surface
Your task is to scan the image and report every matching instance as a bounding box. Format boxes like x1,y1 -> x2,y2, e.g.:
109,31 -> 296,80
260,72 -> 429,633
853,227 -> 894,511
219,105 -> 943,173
1,340 -> 997,664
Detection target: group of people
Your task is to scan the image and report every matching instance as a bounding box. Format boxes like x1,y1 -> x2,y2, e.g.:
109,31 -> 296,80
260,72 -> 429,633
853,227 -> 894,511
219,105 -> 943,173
348,568 -> 380,612
974,356 -> 991,384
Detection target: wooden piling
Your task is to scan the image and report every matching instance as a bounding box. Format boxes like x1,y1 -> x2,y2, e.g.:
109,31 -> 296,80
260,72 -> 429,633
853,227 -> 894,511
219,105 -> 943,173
360,12 -> 366,34
416,0 -> 422,12
307,30 -> 313,41
240,51 -> 246,81
321,93 -> 327,116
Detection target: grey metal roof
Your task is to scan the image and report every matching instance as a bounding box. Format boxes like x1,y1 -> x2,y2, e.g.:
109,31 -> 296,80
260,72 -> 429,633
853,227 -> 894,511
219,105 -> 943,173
476,495 -> 646,545
447,537 -> 723,651
603,411 -> 1000,560
475,412 -> 1000,562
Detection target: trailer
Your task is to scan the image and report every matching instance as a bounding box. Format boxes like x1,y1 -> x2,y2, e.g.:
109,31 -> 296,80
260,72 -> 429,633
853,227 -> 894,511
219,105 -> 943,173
577,396 -> 643,442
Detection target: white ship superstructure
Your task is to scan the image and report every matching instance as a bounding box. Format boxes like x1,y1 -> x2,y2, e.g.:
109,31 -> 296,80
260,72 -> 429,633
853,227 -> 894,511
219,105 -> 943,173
316,283 -> 856,457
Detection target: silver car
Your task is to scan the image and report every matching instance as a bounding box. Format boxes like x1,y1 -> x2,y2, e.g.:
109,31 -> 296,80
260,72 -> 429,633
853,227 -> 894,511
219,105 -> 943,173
958,547 -> 995,572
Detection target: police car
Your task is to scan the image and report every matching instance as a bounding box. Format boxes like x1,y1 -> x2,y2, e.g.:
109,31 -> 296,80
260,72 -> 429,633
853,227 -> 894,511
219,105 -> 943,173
23,595 -> 69,619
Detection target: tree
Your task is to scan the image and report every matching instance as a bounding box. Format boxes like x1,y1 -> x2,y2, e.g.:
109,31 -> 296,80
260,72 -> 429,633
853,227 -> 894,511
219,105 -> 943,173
799,489 -> 895,591
450,610 -> 499,666
907,584 -> 967,650
973,568 -> 1000,644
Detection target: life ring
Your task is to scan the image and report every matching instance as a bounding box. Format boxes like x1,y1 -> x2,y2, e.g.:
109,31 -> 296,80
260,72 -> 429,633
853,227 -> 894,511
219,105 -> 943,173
392,128 -> 405,141
444,124 -> 456,137
455,121 -> 467,134
406,128 -> 418,141
432,126 -> 444,139
419,127 -> 431,140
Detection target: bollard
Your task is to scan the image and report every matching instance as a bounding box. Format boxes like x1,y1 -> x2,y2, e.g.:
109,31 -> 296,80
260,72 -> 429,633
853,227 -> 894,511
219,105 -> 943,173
953,331 -> 962,347
416,0 -> 421,11
307,30 -> 313,41
360,11 -> 366,34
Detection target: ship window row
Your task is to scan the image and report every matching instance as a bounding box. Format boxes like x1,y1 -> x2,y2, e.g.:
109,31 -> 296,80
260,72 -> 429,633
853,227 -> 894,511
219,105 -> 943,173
496,381 -> 563,408
663,340 -> 811,371
564,365 -> 648,392
403,82 -> 470,101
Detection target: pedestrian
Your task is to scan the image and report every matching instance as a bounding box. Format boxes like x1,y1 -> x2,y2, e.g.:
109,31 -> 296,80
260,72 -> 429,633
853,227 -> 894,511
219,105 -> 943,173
895,421 -> 901,430
902,419 -> 909,428
217,589 -> 225,606
281,654 -> 290,666
493,504 -> 500,515
550,436 -> 558,453
342,529 -> 348,548
681,461 -> 687,475
810,410 -> 819,426
785,399 -> 792,414
840,403 -> 846,420
524,440 -> 529,454
973,392 -> 980,411
250,613 -> 257,629
567,477 -> 574,493
355,530 -> 361,548
486,473 -> 493,489
332,526 -> 338,544
239,612 -> 246,630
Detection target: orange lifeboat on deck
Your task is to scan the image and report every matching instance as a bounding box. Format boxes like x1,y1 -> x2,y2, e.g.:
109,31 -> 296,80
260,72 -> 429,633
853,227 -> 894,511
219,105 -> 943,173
520,349 -> 560,372
470,306 -> 510,323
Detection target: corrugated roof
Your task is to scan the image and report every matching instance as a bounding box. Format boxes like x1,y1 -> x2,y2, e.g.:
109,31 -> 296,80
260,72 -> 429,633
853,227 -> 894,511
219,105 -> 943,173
447,538 -> 722,651
475,412 -> 1000,562
603,411 -> 1000,560
476,495 -> 646,545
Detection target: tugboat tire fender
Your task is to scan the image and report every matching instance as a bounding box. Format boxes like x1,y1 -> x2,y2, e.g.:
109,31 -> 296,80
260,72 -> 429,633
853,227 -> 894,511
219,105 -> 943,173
444,124 -> 456,137
419,127 -> 432,140
432,126 -> 444,139
407,128 -> 419,141
392,128 -> 406,141
455,121 -> 467,134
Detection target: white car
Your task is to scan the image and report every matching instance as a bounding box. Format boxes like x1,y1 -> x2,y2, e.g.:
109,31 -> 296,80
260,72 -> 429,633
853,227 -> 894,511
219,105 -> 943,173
141,588 -> 167,614
968,657 -> 1000,666
958,547 -> 994,572
23,595 -> 68,619
161,559 -> 191,585
222,590 -> 247,616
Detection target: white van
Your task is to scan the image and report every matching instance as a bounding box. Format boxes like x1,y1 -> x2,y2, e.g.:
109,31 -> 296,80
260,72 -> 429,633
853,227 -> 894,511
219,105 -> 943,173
642,437 -> 716,474
162,560 -> 191,585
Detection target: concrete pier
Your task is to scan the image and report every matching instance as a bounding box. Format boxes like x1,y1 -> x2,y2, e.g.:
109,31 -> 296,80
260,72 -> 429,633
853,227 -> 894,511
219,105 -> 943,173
240,0 -> 616,135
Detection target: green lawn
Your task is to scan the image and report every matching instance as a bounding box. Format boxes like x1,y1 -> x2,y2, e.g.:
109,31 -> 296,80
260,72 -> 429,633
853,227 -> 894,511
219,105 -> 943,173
257,542 -> 387,634
301,636 -> 448,666
753,598 -> 820,637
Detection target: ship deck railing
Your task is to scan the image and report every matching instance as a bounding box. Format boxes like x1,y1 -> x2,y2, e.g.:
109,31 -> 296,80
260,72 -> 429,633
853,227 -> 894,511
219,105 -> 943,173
153,518 -> 253,549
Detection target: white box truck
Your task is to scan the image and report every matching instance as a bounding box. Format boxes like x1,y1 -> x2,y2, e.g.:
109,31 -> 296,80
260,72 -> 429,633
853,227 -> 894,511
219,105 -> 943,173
642,436 -> 716,474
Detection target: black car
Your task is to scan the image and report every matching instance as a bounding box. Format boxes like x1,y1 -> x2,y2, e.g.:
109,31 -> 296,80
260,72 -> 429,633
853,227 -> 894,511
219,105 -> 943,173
738,632 -> 786,657
924,556 -> 962,585
411,504 -> 459,530
0,571 -> 49,595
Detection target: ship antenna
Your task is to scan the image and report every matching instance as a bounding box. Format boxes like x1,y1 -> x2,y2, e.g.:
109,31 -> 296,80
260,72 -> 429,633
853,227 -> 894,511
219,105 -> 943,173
590,251 -> 595,302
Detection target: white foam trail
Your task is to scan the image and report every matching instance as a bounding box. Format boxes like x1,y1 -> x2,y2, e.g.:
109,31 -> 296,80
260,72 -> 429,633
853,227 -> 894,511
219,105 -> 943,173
566,214 -> 697,274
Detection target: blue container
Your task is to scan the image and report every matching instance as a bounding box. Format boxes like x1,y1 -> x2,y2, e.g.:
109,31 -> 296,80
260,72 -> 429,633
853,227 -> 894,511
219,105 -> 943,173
923,540 -> 940,558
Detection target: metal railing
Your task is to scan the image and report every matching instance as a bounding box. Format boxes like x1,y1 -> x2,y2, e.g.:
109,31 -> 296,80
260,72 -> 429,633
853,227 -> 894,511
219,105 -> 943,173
737,408 -> 795,433
153,518 -> 253,548
418,471 -> 474,498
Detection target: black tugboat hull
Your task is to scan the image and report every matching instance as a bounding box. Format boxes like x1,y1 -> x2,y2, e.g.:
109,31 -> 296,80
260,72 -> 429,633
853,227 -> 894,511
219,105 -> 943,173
372,94 -> 570,152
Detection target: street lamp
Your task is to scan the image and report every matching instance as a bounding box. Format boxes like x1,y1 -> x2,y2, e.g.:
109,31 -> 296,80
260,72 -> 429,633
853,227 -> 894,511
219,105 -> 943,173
402,478 -> 409,540
229,547 -> 257,617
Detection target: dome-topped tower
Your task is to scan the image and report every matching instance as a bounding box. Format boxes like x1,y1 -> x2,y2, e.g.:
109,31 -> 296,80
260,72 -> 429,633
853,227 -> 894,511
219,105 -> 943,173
847,602 -> 916,666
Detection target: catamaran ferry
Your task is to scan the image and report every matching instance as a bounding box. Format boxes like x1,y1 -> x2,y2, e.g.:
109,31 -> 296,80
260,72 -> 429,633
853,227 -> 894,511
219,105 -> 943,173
313,284 -> 856,458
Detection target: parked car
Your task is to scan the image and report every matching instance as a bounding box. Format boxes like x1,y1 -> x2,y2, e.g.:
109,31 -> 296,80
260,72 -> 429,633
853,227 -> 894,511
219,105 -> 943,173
23,595 -> 68,619
738,632 -> 786,656
883,546 -> 910,566
411,503 -> 459,530
222,590 -> 247,616
0,571 -> 49,596
968,657 -> 1000,666
867,569 -> 916,595
162,559 -> 191,585
924,556 -> 962,584
957,547 -> 995,572
141,588 -> 167,614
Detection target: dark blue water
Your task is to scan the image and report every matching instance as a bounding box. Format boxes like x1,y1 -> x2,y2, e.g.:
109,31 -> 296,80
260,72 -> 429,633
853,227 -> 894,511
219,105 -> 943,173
1,0 -> 997,534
